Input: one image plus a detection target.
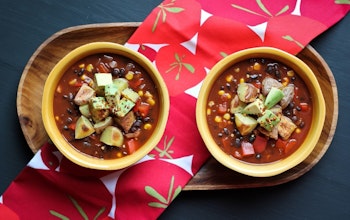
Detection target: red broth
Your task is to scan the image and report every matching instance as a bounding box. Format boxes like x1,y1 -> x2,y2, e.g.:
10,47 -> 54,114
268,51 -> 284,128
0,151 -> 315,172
54,53 -> 159,159
206,58 -> 312,163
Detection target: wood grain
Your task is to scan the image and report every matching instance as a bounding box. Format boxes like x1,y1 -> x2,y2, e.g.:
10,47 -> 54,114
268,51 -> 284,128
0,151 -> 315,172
16,23 -> 338,190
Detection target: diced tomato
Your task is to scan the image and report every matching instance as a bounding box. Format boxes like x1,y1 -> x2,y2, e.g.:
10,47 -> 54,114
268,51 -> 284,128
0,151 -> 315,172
129,74 -> 144,88
276,138 -> 297,154
299,102 -> 309,111
218,102 -> 228,114
241,141 -> 255,157
68,123 -> 76,130
221,137 -> 231,151
285,139 -> 297,154
253,82 -> 261,89
98,62 -> 110,73
126,139 -> 138,154
276,138 -> 287,150
253,135 -> 267,153
134,101 -> 150,117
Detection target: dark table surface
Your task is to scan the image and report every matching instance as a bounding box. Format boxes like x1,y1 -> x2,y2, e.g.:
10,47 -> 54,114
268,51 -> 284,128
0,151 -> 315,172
1,0 -> 349,219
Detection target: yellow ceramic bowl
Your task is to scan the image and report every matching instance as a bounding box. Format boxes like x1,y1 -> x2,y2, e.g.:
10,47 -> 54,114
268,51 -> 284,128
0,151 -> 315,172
42,42 -> 169,170
196,47 -> 325,177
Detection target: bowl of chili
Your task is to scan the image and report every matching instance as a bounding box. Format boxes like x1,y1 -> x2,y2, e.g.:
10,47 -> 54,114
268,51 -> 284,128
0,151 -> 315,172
196,47 -> 325,177
42,42 -> 170,170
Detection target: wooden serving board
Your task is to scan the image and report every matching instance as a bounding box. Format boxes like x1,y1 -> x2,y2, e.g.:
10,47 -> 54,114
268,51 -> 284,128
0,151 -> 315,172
17,23 -> 338,190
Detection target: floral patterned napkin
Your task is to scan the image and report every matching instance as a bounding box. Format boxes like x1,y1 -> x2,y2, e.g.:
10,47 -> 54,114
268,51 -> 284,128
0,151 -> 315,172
1,0 -> 349,219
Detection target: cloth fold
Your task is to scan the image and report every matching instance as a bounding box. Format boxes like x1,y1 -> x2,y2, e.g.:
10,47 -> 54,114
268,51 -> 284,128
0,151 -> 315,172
1,0 -> 349,219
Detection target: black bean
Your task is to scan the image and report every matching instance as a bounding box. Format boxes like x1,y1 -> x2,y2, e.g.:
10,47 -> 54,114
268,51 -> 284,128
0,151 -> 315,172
255,154 -> 262,159
223,128 -> 229,135
66,117 -> 73,124
296,106 -> 301,111
235,138 -> 241,147
126,63 -> 135,71
63,125 -> 69,130
83,141 -> 91,147
112,68 -> 120,76
66,108 -> 73,114
250,74 -> 258,79
249,134 -> 256,142
218,132 -> 223,137
226,83 -> 231,90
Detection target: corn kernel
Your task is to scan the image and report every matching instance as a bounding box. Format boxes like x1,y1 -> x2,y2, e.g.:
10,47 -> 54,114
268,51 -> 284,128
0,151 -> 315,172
147,97 -> 155,106
56,85 -> 62,93
253,62 -> 261,70
224,93 -> 231,100
144,123 -> 152,130
55,116 -> 59,121
225,74 -> 233,82
207,108 -> 211,115
79,63 -> 85,68
86,64 -> 94,72
69,79 -> 77,85
282,77 -> 289,86
287,70 -> 295,77
295,128 -> 301,134
208,101 -> 215,107
247,66 -> 253,71
214,116 -> 222,123
138,90 -> 144,96
116,152 -> 123,158
234,67 -> 240,73
223,113 -> 231,120
218,90 -> 225,96
125,71 -> 134,80
144,91 -> 153,98
239,78 -> 245,84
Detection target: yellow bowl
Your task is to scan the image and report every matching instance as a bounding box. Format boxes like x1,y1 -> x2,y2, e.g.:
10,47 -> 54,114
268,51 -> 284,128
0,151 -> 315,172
42,42 -> 170,170
196,47 -> 325,177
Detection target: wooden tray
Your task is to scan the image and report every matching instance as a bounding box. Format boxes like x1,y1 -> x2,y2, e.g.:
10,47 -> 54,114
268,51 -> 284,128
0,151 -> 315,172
17,22 -> 338,190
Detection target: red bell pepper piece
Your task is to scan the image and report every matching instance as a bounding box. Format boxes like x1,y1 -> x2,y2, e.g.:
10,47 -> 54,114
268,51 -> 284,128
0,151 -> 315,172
253,135 -> 268,153
241,141 -> 255,157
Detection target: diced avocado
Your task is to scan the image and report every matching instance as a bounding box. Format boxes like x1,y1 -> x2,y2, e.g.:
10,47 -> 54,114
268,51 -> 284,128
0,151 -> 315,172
230,95 -> 246,114
94,73 -> 113,87
100,126 -> 124,147
122,88 -> 140,103
105,84 -> 121,107
264,87 -> 284,109
112,97 -> 135,117
94,116 -> 113,134
234,113 -> 258,135
278,115 -> 297,140
79,104 -> 91,117
113,78 -> 129,93
89,97 -> 110,122
237,83 -> 259,103
73,83 -> 96,105
242,98 -> 264,115
90,97 -> 109,110
75,115 -> 95,139
257,109 -> 281,131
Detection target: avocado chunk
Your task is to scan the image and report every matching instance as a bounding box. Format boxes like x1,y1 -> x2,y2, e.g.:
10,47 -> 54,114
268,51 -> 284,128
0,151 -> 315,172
264,87 -> 284,109
257,109 -> 281,131
234,113 -> 258,135
100,126 -> 124,147
112,97 -> 135,117
95,73 -> 113,87
79,104 -> 91,118
237,83 -> 259,103
122,88 -> 140,103
230,95 -> 246,114
242,98 -> 264,115
105,84 -> 121,107
75,115 -> 95,139
89,97 -> 110,122
113,78 -> 129,93
94,116 -> 113,134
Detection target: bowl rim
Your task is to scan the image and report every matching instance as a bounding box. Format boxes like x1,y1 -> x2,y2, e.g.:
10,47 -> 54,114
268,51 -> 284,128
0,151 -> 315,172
42,42 -> 170,170
196,46 -> 326,177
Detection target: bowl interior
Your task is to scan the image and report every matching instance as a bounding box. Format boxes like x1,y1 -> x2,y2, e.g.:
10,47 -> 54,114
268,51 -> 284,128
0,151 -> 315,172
196,47 -> 325,177
42,42 -> 169,170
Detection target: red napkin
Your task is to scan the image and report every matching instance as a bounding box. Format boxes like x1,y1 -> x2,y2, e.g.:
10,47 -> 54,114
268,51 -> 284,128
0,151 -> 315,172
1,0 -> 349,219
